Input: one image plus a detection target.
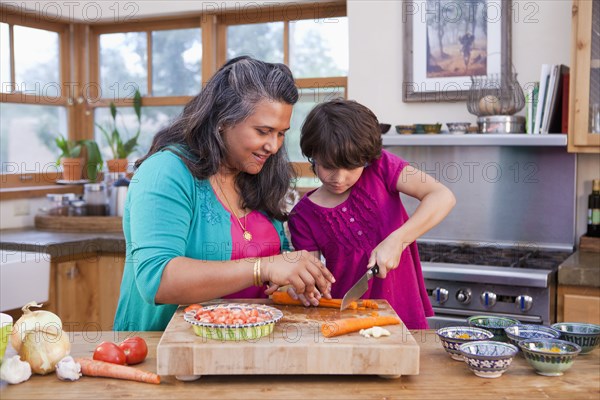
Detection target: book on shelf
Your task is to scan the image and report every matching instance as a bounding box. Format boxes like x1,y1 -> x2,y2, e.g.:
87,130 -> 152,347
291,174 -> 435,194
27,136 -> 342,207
534,64 -> 551,134
561,70 -> 570,134
525,83 -> 539,134
541,64 -> 569,134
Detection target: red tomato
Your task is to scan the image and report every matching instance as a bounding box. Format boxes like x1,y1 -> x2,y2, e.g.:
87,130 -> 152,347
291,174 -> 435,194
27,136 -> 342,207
93,341 -> 126,365
119,336 -> 148,365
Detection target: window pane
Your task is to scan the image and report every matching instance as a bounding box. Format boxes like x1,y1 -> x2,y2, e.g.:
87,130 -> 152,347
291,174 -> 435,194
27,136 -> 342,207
290,18 -> 348,78
94,105 -> 183,162
100,32 -> 147,99
14,26 -> 60,97
0,103 -> 66,173
227,23 -> 283,63
152,28 -> 202,96
286,86 -> 345,162
1,23 -> 10,92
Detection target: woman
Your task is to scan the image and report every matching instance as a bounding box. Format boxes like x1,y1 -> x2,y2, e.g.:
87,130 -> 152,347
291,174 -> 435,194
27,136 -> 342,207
113,57 -> 335,331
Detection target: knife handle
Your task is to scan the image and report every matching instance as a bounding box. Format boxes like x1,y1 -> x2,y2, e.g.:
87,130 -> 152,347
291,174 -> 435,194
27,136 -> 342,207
368,264 -> 379,278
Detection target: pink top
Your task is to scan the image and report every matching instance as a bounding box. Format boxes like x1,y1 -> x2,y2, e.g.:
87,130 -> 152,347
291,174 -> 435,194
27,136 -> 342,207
288,150 -> 433,329
216,203 -> 281,300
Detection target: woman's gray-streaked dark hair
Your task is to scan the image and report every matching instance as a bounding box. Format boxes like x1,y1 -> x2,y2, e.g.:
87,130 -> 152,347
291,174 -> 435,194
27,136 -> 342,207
137,56 -> 299,220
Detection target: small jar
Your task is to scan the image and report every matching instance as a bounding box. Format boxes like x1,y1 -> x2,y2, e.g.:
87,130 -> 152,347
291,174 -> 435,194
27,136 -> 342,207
45,193 -> 75,216
69,200 -> 87,217
83,183 -> 109,216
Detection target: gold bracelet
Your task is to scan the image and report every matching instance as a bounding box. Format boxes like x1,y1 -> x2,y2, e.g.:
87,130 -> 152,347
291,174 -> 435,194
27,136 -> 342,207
253,258 -> 262,287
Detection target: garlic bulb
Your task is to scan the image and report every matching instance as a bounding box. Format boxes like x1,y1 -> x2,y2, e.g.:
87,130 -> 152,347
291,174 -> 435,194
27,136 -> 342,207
10,301 -> 70,375
0,355 -> 32,384
55,356 -> 81,381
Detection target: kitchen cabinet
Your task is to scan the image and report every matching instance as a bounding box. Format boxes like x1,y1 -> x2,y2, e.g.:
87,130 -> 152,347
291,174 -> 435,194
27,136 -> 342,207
568,0 -> 600,153
53,253 -> 125,331
557,285 -> 600,324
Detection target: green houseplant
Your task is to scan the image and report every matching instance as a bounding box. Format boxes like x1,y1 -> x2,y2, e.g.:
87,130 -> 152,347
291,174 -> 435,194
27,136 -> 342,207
96,89 -> 142,173
55,135 -> 103,182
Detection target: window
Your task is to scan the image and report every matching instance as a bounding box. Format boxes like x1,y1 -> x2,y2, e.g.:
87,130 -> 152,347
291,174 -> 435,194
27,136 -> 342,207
0,18 -> 68,182
92,23 -> 202,160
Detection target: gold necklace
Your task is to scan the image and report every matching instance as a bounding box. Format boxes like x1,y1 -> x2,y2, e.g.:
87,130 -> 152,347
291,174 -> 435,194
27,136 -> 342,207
213,176 -> 253,241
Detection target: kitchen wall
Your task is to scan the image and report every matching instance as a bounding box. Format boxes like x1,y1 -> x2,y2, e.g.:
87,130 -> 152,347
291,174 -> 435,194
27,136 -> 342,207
346,0 -> 599,245
2,0 -> 598,240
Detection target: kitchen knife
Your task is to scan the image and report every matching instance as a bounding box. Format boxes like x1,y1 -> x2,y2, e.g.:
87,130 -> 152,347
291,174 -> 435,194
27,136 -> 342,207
340,265 -> 379,311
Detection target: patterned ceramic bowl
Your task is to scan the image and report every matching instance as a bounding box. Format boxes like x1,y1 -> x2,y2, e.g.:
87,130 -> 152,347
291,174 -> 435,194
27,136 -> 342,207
519,338 -> 581,376
446,122 -> 472,134
551,322 -> 600,354
459,341 -> 518,378
467,315 -> 520,342
395,124 -> 415,134
184,303 -> 283,341
379,123 -> 392,134
437,326 -> 494,361
504,324 -> 561,351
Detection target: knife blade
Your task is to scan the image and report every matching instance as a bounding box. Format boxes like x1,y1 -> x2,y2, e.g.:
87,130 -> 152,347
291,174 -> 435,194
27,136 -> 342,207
340,264 -> 379,311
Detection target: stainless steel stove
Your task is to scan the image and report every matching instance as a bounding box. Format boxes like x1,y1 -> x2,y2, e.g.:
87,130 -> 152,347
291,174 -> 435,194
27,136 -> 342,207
418,242 -> 572,329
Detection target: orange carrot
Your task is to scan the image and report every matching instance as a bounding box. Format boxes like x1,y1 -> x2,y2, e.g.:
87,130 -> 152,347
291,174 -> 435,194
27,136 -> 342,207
270,291 -> 358,309
361,300 -> 379,309
321,316 -> 400,338
76,358 -> 160,384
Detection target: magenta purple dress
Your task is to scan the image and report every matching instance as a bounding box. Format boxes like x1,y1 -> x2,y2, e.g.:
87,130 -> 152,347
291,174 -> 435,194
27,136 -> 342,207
288,150 -> 433,329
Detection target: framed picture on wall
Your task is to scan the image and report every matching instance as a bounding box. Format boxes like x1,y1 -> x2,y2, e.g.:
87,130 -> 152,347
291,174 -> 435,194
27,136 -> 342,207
402,0 -> 511,102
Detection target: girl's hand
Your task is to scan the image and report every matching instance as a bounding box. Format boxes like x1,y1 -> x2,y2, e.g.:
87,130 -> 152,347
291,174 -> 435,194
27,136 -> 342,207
368,232 -> 408,278
262,250 -> 334,302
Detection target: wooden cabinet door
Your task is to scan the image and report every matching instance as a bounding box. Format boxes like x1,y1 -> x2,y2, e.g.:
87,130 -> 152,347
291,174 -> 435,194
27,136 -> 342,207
563,294 -> 600,324
56,254 -> 125,331
56,257 -> 101,331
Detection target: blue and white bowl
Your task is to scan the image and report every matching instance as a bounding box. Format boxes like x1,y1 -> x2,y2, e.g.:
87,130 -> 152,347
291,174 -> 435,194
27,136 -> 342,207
459,341 -> 518,378
505,324 -> 561,351
551,322 -> 600,354
519,338 -> 581,376
467,315 -> 520,342
437,326 -> 494,361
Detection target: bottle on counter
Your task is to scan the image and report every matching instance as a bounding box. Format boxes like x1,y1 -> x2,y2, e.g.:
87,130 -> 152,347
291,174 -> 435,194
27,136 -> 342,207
110,173 -> 130,217
587,179 -> 600,238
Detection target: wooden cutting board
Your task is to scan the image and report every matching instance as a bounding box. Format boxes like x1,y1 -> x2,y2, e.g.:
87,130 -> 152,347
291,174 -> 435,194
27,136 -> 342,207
156,299 -> 419,378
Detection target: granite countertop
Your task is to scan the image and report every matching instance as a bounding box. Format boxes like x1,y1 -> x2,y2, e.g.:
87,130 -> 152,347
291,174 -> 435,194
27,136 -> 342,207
0,227 -> 125,258
558,250 -> 600,288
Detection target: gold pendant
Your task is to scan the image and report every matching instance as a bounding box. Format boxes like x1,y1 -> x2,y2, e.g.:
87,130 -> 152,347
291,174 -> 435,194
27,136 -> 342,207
243,230 -> 253,241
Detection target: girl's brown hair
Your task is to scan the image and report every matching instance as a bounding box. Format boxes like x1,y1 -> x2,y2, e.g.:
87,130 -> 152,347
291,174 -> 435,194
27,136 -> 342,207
300,99 -> 382,169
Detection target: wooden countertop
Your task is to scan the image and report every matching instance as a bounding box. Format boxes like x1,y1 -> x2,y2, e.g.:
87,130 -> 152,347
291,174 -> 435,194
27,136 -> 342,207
2,330 -> 598,399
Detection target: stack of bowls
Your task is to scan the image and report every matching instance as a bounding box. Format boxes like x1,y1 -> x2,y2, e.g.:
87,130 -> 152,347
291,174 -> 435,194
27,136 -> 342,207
459,341 -> 518,378
436,326 -> 494,361
551,322 -> 600,354
519,338 -> 581,376
467,315 -> 520,342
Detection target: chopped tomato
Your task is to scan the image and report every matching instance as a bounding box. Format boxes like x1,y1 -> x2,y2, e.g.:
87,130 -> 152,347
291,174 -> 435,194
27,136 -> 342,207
184,304 -> 203,313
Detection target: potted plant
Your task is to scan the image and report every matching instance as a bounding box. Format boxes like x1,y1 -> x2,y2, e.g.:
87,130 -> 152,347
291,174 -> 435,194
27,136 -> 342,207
96,89 -> 142,173
55,135 -> 103,182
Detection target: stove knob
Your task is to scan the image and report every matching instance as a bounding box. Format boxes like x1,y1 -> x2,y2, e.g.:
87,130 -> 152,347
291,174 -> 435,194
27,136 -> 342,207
433,287 -> 449,304
480,291 -> 497,308
456,288 -> 472,304
516,295 -> 533,312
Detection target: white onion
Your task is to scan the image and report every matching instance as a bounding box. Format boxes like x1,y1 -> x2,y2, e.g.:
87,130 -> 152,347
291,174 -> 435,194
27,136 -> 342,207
10,301 -> 70,375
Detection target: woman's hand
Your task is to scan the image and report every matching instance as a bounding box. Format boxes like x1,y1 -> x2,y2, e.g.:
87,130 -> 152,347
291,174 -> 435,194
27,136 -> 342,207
262,250 -> 334,303
368,231 -> 408,278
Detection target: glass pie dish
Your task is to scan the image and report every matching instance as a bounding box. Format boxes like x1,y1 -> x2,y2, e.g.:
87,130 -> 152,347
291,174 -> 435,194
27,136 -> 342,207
184,303 -> 283,341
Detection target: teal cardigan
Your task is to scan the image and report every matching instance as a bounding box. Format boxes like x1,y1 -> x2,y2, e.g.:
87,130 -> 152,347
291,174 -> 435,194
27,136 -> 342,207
113,151 -> 290,331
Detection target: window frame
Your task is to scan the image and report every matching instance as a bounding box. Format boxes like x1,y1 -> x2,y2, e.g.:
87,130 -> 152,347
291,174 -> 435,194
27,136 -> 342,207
1,1 -> 348,196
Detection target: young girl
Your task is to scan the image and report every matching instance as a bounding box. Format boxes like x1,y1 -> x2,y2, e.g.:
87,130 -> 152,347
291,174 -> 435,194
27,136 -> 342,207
288,99 -> 456,329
